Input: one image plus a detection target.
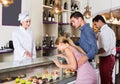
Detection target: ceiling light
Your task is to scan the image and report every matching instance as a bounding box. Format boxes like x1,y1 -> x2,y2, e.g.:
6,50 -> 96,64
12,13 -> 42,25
52,0 -> 62,14
83,0 -> 91,19
0,0 -> 14,7
109,11 -> 114,22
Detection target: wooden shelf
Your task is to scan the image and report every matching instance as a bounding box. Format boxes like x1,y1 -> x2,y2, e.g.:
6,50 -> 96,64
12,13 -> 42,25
43,5 -> 52,9
43,47 -> 57,50
43,21 -> 57,24
58,22 -> 70,25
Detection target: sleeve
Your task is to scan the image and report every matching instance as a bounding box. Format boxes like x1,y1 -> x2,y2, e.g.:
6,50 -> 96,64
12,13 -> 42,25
31,32 -> 36,59
32,40 -> 36,59
85,30 -> 98,59
12,31 -> 26,57
100,30 -> 110,52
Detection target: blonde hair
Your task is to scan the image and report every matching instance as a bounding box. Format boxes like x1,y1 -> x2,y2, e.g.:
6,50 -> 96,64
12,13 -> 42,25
55,36 -> 86,55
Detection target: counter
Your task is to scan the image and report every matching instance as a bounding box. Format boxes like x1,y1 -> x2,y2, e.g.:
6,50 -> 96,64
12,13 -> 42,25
0,56 -> 76,84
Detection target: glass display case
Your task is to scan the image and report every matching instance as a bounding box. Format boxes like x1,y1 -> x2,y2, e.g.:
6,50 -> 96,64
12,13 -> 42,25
0,56 -> 76,84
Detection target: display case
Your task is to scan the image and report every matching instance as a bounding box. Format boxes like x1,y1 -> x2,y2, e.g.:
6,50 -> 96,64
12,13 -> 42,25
0,56 -> 76,84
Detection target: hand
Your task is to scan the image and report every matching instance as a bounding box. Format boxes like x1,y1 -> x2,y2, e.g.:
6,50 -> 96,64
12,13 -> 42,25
53,59 -> 61,68
25,51 -> 32,58
57,54 -> 65,58
57,54 -> 69,63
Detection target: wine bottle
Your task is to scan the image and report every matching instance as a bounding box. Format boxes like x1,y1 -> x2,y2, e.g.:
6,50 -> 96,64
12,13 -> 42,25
71,3 -> 74,11
48,11 -> 52,21
51,14 -> 55,22
74,4 -> 79,11
53,0 -> 55,6
50,0 -> 53,7
43,37 -> 47,48
45,0 -> 48,5
64,2 -> 68,10
49,37 -> 54,47
43,10 -> 47,21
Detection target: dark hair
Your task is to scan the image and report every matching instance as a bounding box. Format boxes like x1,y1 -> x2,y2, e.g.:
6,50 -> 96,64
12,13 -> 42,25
92,15 -> 106,23
70,12 -> 84,20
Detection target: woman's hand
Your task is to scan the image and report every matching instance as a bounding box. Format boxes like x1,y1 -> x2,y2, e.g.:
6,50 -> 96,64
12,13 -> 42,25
53,59 -> 61,68
57,54 -> 69,63
57,54 -> 65,58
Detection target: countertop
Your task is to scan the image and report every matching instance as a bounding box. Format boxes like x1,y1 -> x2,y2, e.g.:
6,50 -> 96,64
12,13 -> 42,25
0,56 -> 53,73
0,56 -> 77,84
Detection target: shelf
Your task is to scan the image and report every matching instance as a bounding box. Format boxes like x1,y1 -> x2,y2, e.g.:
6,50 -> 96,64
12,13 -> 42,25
43,5 -> 52,9
63,9 -> 71,12
43,47 -> 57,50
0,48 -> 13,54
43,21 -> 57,24
58,22 -> 70,25
0,48 -> 41,54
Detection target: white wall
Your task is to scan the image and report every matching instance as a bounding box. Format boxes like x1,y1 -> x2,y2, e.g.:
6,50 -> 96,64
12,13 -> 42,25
80,0 -> 120,16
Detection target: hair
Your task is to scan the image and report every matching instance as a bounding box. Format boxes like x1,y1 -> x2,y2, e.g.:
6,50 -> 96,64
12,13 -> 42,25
92,15 -> 106,23
70,12 -> 84,20
55,36 -> 86,55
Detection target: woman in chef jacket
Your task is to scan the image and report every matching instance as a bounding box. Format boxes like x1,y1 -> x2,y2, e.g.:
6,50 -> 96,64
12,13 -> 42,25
12,11 -> 36,61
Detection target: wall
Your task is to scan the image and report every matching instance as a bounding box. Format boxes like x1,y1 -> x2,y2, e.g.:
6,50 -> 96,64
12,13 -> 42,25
0,0 -> 42,48
0,0 -> 42,61
0,0 -> 120,47
0,0 -> 120,61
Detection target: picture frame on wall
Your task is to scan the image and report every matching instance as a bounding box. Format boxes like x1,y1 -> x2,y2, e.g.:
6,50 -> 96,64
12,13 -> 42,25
2,0 -> 21,26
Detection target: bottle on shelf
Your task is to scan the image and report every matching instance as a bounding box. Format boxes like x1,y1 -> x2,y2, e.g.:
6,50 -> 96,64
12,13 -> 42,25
45,0 -> 48,5
43,37 -> 47,48
62,12 -> 67,23
51,14 -> 55,22
48,11 -> 52,21
74,4 -> 79,11
43,10 -> 47,21
53,0 -> 55,6
49,0 -> 53,7
64,2 -> 68,10
71,3 -> 74,11
49,37 -> 54,48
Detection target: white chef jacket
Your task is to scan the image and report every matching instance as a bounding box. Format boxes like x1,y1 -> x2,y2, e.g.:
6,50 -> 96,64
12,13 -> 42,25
12,26 -> 36,61
97,24 -> 116,56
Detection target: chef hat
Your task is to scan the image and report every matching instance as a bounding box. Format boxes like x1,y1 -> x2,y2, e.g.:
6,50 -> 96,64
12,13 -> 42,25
18,11 -> 30,22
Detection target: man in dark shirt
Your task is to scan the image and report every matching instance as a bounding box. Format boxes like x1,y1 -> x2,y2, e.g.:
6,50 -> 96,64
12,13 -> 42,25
70,12 -> 98,65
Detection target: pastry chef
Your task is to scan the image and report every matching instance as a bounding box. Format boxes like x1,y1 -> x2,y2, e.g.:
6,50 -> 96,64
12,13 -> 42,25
12,11 -> 36,61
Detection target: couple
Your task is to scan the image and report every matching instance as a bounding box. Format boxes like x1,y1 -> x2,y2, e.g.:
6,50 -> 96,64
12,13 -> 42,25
53,12 -> 116,84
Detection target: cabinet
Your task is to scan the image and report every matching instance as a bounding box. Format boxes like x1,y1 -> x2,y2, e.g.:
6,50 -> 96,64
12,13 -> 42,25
41,0 -> 80,56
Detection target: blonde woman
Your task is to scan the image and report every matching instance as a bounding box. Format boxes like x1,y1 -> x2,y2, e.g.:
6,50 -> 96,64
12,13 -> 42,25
53,36 -> 97,84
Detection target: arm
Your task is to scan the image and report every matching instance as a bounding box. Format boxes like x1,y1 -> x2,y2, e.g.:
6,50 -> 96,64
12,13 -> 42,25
12,32 -> 32,58
53,48 -> 78,71
84,29 -> 98,59
12,32 -> 26,57
32,40 -> 36,59
98,48 -> 105,54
